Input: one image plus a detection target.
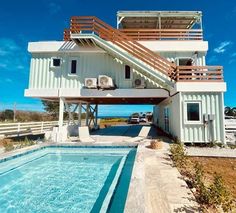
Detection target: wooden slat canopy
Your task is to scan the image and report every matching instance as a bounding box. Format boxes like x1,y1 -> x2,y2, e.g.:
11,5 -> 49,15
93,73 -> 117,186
117,11 -> 202,29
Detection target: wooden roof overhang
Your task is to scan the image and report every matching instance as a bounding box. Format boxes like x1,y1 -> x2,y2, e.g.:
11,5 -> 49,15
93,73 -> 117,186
117,11 -> 202,29
41,97 -> 166,105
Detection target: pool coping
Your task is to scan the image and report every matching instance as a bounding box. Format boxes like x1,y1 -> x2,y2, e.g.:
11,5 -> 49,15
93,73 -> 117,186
0,142 -> 138,163
124,141 -> 146,213
100,155 -> 127,213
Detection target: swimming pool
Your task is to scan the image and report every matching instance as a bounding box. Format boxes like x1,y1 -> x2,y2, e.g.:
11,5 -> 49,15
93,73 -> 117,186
0,146 -> 136,213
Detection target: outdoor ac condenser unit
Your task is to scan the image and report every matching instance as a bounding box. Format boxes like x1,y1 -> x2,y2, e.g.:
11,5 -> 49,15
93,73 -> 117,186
98,75 -> 114,88
84,78 -> 97,88
134,78 -> 145,89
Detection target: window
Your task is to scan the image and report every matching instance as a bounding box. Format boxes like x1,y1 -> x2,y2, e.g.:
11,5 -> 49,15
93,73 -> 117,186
164,107 -> 170,132
51,58 -> 61,67
71,60 -> 77,74
125,65 -> 131,79
177,58 -> 193,66
186,102 -> 201,122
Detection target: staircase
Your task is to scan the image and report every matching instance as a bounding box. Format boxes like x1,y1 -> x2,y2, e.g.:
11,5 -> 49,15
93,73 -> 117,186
69,16 -> 177,89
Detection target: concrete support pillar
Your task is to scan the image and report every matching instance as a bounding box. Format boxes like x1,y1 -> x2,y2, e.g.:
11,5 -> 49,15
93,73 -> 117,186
86,103 -> 90,126
59,97 -> 64,132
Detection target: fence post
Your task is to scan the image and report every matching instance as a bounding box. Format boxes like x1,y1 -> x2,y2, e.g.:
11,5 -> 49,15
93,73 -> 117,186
41,122 -> 44,133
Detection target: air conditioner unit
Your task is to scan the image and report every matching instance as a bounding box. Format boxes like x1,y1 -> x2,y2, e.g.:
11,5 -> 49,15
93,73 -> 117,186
84,78 -> 97,88
134,78 -> 145,89
98,75 -> 114,88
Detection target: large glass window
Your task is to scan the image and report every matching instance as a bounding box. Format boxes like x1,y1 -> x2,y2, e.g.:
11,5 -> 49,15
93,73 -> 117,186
186,103 -> 200,121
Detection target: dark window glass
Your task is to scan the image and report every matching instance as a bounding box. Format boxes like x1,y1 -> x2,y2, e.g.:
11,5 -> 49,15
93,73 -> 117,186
53,58 -> 60,67
71,60 -> 77,74
179,58 -> 192,66
187,103 -> 200,121
125,65 -> 131,79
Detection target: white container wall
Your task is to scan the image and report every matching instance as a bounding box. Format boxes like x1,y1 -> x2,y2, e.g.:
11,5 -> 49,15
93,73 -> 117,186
181,92 -> 225,143
153,92 -> 225,143
153,93 -> 181,139
28,51 -> 206,90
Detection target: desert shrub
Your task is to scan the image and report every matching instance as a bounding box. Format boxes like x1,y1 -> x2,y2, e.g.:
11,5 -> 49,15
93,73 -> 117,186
228,144 -> 236,149
193,162 -> 235,211
193,162 -> 211,204
2,139 -> 14,152
19,137 -> 35,148
209,173 -> 235,212
169,143 -> 187,168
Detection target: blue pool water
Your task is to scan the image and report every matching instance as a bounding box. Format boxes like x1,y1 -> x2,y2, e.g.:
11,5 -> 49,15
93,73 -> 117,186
0,146 -> 136,213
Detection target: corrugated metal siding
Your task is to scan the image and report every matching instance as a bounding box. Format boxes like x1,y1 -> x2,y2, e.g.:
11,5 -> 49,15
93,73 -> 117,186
153,92 -> 224,143
154,93 -> 181,139
28,51 -> 205,89
181,92 -> 224,143
29,52 -> 159,89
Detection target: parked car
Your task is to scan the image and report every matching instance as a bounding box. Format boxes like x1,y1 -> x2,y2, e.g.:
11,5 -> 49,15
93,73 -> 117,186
130,116 -> 140,124
139,116 -> 147,123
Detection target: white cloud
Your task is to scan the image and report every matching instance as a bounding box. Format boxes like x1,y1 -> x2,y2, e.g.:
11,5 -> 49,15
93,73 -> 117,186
0,37 -> 28,74
231,52 -> 236,57
48,2 -> 61,15
16,65 -> 25,70
0,38 -> 20,57
214,41 -> 232,53
229,59 -> 236,64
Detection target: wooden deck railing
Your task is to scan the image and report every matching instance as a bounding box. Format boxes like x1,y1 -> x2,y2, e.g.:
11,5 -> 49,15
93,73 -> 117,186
172,66 -> 223,82
69,16 -> 176,77
64,16 -> 223,82
119,29 -> 203,41
64,29 -> 71,41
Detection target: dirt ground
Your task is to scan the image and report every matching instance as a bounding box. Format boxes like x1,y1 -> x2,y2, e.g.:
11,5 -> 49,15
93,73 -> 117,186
189,157 -> 236,199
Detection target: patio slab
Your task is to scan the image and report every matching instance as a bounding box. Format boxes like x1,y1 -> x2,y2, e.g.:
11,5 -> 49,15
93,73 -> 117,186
125,138 -> 200,213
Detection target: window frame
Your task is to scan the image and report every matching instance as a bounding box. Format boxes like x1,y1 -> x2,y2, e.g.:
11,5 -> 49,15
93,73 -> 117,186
124,65 -> 132,80
184,101 -> 202,124
68,57 -> 78,76
50,57 -> 61,68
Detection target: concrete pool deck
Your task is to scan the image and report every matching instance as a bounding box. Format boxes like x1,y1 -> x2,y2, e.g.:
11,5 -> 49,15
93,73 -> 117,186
0,125 -> 199,212
125,138 -> 200,213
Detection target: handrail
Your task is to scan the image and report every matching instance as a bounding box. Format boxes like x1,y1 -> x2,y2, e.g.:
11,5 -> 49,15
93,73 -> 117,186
64,29 -> 71,41
173,66 -> 223,82
70,16 -> 176,77
119,29 -> 203,41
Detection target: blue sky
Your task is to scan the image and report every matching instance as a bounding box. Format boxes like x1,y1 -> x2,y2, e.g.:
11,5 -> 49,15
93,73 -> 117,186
0,0 -> 235,116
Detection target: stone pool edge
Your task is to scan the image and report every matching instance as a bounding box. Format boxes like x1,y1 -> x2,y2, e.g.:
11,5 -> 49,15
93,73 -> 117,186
0,142 -> 138,162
